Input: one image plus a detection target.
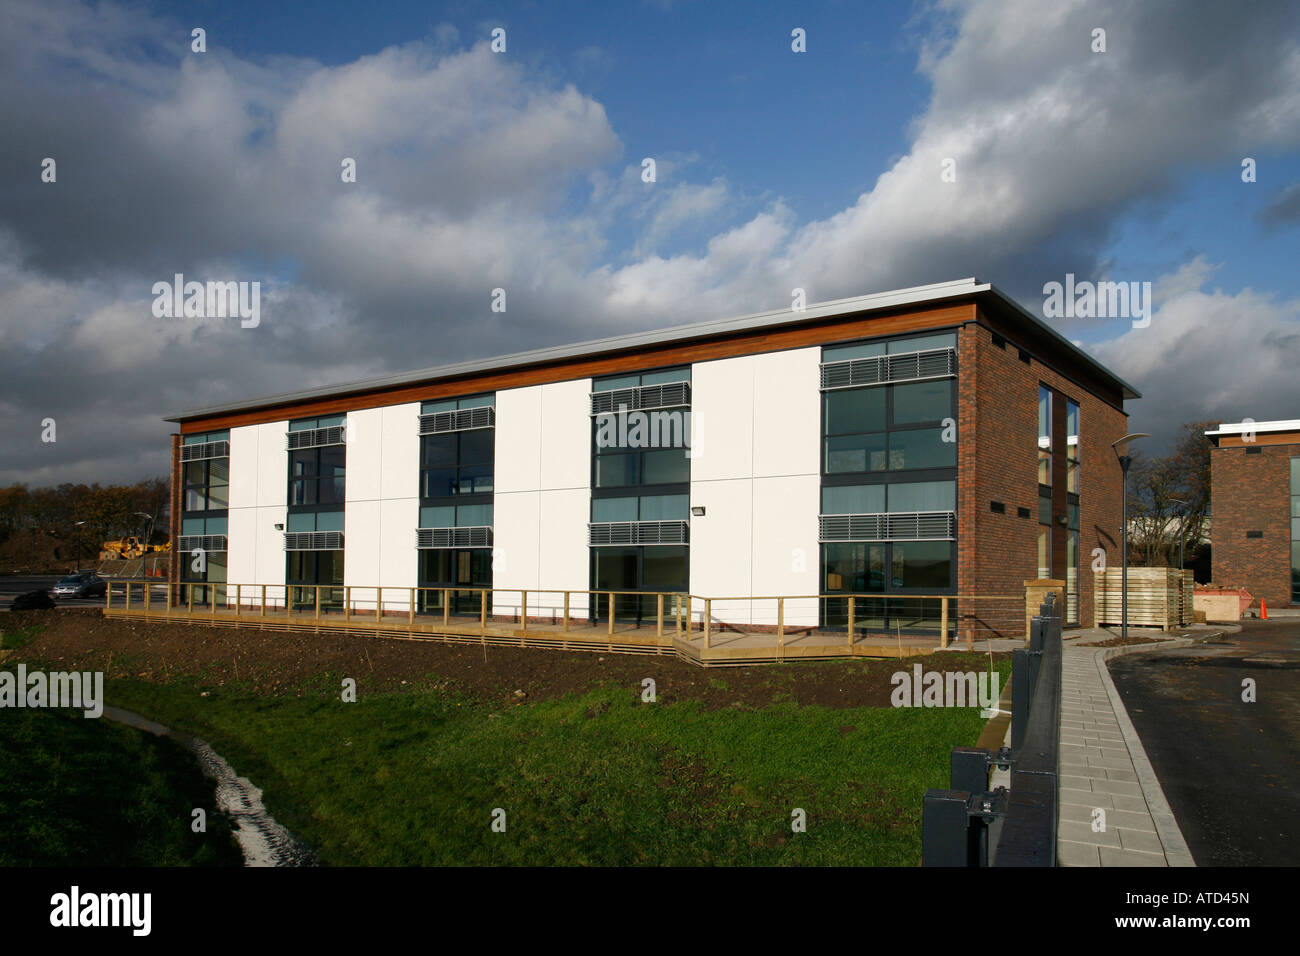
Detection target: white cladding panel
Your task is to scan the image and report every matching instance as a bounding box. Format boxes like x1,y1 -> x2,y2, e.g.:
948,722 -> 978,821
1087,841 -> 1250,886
688,350 -> 822,624
495,386 -> 543,494
538,379 -> 591,491
344,408 -> 383,502
751,475 -> 820,626
227,421 -> 286,597
688,356 -> 754,481
380,403 -> 420,501
491,489 -> 540,594
536,488 -> 590,614
752,347 -> 821,479
688,478 -> 754,623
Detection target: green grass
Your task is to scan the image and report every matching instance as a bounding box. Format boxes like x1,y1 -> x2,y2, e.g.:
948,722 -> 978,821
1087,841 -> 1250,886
94,658 -> 1011,866
0,701 -> 243,866
1,623 -> 44,650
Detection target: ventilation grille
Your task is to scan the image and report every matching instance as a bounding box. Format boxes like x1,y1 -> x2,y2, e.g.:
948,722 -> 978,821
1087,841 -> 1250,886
283,531 -> 344,550
820,347 -> 956,390
419,406 -> 495,435
818,511 -> 955,542
590,381 -> 691,416
416,526 -> 493,549
176,534 -> 227,552
180,440 -> 229,462
588,520 -> 690,546
286,426 -> 346,450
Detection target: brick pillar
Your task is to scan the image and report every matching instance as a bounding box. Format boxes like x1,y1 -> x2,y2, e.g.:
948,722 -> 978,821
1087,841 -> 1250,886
1024,577 -> 1065,642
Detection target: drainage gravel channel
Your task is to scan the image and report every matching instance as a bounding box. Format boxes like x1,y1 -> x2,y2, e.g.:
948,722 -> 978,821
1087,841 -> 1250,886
101,706 -> 316,867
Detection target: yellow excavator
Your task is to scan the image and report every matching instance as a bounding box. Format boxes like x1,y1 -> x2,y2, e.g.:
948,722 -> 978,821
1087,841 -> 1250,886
99,537 -> 171,560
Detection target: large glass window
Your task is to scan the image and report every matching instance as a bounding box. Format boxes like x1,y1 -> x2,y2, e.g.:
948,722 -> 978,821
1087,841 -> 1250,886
1038,386 -> 1053,486
1067,400 -> 1080,494
421,429 -> 494,497
290,446 -> 346,505
822,335 -> 955,480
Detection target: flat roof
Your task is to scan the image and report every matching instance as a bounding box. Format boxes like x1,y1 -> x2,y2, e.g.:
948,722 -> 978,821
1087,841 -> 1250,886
1206,420 -> 1300,436
167,277 -> 1140,422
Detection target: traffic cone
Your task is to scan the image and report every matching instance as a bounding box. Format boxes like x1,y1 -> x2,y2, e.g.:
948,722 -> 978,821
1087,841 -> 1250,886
1260,599 -> 1268,620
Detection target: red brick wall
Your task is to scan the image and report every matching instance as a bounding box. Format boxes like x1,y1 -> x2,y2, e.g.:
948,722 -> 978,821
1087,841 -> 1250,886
1210,442 -> 1296,607
168,434 -> 181,589
958,318 -> 1127,630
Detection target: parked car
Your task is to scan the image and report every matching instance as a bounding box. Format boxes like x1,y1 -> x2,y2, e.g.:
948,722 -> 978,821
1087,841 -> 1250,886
51,572 -> 107,599
10,589 -> 56,611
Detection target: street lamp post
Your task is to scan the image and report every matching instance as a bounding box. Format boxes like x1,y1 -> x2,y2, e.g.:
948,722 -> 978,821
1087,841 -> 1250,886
1169,497 -> 1190,626
134,511 -> 155,579
74,520 -> 86,573
1112,433 -> 1150,640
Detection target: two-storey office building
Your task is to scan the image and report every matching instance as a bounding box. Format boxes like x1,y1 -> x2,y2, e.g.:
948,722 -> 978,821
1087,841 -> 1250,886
165,278 -> 1138,635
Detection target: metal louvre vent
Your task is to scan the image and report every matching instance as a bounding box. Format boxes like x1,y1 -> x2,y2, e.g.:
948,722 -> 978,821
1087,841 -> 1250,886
588,520 -> 690,546
818,511 -> 956,542
820,347 -> 956,390
416,526 -> 493,549
590,381 -> 691,416
286,426 -> 346,450
180,440 -> 229,461
418,406 -> 496,435
283,531 -> 344,551
176,534 -> 227,552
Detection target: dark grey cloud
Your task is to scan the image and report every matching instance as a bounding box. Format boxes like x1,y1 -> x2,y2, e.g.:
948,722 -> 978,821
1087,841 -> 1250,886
1,0 -> 1299,485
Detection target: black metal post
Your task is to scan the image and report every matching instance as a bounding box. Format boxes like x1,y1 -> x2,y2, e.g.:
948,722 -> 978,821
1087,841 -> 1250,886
1119,455 -> 1131,639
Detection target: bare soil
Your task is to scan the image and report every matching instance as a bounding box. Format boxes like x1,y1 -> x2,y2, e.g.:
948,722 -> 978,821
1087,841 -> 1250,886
1076,634 -> 1173,647
7,609 -> 1010,711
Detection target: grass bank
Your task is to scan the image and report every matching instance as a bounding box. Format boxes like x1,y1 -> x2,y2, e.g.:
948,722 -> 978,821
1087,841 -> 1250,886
95,657 -> 1009,866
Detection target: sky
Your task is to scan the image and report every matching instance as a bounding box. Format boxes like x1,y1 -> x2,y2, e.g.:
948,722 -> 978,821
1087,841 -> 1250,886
1,0 -> 1299,486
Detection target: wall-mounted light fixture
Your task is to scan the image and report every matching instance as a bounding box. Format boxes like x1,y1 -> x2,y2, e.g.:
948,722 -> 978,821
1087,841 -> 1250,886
274,523 -> 284,531
690,506 -> 706,517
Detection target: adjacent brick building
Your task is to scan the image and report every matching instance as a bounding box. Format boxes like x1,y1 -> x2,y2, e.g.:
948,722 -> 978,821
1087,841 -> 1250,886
1207,420 -> 1300,609
165,277 -> 1138,636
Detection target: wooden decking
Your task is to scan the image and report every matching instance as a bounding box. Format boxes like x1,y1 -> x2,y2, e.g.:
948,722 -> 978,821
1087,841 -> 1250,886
104,583 -> 1025,667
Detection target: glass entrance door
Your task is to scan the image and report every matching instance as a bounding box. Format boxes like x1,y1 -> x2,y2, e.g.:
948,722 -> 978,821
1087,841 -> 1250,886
419,549 -> 492,616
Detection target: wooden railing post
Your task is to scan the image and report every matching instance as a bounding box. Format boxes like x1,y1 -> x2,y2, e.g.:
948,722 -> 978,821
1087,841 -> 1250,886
345,586 -> 351,621
234,584 -> 240,617
164,579 -> 172,614
211,582 -> 218,617
187,583 -> 193,615
777,597 -> 785,652
607,593 -> 615,636
315,585 -> 321,621
847,596 -> 855,647
409,588 -> 415,627
443,589 -> 450,627
656,593 -> 664,638
480,589 -> 487,634
685,595 -> 692,637
940,596 -> 949,649
562,591 -> 570,633
377,587 -> 383,623
521,590 -> 528,633
703,598 -> 712,650
125,582 -> 131,612
260,584 -> 266,618
144,578 -> 151,613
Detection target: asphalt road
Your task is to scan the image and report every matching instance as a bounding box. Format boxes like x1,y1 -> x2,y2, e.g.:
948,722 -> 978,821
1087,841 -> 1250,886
1107,620 -> 1300,866
0,573 -> 163,610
